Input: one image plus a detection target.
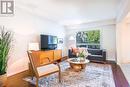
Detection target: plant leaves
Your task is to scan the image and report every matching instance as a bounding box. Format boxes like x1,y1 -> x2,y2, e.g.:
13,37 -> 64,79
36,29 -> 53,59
0,26 -> 12,74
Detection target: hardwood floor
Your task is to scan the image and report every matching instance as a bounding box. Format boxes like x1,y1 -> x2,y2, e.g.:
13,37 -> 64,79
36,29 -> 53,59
7,61 -> 130,87
7,70 -> 35,87
112,64 -> 130,87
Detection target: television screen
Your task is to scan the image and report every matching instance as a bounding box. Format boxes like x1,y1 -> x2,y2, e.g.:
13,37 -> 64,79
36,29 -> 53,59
40,35 -> 57,50
48,35 -> 53,44
53,36 -> 58,44
48,36 -> 57,44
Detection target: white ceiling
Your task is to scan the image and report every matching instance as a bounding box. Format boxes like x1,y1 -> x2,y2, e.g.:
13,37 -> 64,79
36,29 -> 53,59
17,0 -> 120,26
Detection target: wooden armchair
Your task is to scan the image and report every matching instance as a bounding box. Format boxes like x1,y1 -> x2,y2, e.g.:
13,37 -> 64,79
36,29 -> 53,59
27,51 -> 61,87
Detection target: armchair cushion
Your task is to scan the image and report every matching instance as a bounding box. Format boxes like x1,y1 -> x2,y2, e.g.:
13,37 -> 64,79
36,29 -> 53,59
37,64 -> 59,77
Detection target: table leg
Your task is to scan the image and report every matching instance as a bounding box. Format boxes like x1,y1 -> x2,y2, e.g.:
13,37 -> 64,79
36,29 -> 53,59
81,64 -> 86,69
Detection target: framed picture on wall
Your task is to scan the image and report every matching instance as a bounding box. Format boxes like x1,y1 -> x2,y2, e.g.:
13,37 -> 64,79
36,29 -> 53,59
58,38 -> 63,44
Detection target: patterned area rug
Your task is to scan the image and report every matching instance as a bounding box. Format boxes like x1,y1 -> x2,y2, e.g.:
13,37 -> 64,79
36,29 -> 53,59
24,61 -> 115,87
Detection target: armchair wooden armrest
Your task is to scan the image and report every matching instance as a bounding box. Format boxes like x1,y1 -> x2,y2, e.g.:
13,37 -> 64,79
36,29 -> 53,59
53,62 -> 60,68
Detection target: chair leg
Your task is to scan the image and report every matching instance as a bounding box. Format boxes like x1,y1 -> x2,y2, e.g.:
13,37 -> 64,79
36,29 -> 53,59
31,73 -> 33,80
36,78 -> 39,87
31,76 -> 33,80
58,71 -> 61,83
31,72 -> 34,80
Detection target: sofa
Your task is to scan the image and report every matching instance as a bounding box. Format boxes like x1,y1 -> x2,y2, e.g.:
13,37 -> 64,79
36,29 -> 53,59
68,48 -> 106,62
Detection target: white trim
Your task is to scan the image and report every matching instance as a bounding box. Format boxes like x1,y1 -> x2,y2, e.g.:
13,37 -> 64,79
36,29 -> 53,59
116,0 -> 130,22
65,19 -> 116,29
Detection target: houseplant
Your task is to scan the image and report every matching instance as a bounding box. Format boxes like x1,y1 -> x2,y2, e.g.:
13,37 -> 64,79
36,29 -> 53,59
0,27 -> 12,86
77,49 -> 88,61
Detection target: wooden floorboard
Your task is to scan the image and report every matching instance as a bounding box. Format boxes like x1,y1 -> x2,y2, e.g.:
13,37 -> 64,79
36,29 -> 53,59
6,61 -> 130,87
112,64 -> 130,87
7,70 -> 34,87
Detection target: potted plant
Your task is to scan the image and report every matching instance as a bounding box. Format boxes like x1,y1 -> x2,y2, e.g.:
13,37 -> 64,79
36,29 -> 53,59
77,49 -> 88,62
0,27 -> 12,86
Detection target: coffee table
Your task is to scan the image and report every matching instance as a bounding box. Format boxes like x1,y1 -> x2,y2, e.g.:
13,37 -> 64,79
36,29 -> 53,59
67,58 -> 90,71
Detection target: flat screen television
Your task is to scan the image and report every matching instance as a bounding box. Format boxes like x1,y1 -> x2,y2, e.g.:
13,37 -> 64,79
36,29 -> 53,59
41,35 -> 58,50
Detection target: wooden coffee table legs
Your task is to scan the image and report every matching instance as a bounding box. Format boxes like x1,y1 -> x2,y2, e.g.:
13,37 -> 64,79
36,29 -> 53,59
81,64 -> 87,69
70,63 -> 87,71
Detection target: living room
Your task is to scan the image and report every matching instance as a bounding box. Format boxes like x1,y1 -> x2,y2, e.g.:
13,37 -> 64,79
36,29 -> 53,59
0,0 -> 130,87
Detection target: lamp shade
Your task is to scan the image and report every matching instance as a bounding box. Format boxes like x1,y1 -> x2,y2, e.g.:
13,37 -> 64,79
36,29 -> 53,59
69,36 -> 75,40
28,43 -> 39,51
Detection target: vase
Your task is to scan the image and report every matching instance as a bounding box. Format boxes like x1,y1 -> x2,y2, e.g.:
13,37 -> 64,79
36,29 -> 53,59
0,73 -> 7,87
79,57 -> 85,62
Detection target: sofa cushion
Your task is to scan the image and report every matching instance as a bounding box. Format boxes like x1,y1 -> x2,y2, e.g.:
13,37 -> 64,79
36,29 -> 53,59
90,55 -> 102,57
88,49 -> 102,55
71,47 -> 79,55
68,48 -> 106,62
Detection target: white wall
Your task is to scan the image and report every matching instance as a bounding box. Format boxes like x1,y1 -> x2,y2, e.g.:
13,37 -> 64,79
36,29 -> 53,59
65,20 -> 116,61
0,7 -> 66,76
116,18 -> 130,64
116,0 -> 130,64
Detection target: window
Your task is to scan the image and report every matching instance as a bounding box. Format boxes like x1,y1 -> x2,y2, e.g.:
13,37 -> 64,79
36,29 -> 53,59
76,30 -> 100,49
